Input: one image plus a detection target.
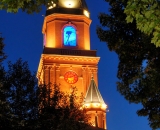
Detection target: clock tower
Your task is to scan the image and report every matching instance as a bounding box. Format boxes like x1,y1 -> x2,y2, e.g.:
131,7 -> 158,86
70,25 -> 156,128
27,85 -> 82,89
37,0 -> 107,129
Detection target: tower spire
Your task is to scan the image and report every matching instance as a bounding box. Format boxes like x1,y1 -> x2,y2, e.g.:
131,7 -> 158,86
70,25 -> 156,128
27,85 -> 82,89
84,77 -> 106,107
84,77 -> 107,129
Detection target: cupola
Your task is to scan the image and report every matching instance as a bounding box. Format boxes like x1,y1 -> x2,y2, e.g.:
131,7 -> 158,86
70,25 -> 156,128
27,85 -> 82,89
83,77 -> 107,129
47,0 -> 90,17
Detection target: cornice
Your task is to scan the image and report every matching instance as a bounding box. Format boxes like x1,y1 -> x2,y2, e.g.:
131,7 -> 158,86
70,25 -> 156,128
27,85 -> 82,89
42,54 -> 100,64
42,13 -> 91,33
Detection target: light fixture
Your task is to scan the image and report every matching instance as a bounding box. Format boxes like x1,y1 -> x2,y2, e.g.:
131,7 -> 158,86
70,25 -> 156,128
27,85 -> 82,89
59,0 -> 80,8
84,103 -> 90,108
64,1 -> 75,8
101,104 -> 107,109
48,3 -> 56,9
83,10 -> 90,18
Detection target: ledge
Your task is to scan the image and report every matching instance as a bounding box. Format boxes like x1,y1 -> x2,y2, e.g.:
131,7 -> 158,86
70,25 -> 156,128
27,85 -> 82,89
43,47 -> 97,57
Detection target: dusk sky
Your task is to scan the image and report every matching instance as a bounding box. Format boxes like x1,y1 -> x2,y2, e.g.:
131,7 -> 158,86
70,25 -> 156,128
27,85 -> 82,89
0,0 -> 152,130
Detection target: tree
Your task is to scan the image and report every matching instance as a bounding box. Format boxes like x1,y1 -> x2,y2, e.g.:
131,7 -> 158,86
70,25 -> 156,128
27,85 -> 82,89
38,84 -> 91,130
0,0 -> 58,13
0,35 -> 39,129
0,36 -> 12,129
0,64 -> 13,129
0,36 -> 6,62
97,0 -> 160,129
0,49 -> 91,129
124,0 -> 160,47
5,58 -> 38,129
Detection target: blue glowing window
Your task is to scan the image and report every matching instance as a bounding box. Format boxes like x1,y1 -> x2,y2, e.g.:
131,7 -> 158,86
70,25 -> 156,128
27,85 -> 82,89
64,26 -> 76,46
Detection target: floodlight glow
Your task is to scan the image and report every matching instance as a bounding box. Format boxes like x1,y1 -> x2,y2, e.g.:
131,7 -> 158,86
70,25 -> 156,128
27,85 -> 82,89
83,10 -> 90,18
101,104 -> 107,109
48,3 -> 56,9
59,0 -> 80,8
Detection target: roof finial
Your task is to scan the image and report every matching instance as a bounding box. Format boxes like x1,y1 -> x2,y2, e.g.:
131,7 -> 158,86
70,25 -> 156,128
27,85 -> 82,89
91,73 -> 94,80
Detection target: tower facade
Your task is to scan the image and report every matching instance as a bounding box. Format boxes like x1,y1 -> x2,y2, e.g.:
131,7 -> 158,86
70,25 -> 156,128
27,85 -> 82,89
37,0 -> 107,129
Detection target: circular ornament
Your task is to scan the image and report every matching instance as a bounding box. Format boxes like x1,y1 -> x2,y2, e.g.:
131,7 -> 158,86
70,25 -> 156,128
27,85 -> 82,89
64,71 -> 78,84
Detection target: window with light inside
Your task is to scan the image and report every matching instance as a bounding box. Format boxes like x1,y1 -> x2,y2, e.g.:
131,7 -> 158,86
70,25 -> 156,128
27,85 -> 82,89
63,26 -> 76,46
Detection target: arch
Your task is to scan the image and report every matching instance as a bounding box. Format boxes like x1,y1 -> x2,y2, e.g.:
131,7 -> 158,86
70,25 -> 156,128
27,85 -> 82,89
63,25 -> 77,47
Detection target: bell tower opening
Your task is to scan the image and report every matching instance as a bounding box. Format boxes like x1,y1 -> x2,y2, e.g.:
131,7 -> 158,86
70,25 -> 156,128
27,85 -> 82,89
63,25 -> 77,47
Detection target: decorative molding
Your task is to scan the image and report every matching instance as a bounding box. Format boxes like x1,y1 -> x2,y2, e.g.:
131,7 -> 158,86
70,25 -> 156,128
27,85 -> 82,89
43,65 -> 51,70
42,54 -> 100,64
50,65 -> 55,70
82,66 -> 87,71
55,66 -> 60,73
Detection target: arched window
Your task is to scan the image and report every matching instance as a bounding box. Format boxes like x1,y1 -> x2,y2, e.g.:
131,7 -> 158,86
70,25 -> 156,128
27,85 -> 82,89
63,26 -> 77,46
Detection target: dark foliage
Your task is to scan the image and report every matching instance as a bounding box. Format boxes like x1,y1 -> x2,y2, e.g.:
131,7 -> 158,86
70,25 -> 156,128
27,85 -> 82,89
38,84 -> 90,130
0,0 -> 58,13
4,58 -> 38,129
0,66 -> 12,129
97,0 -> 160,129
0,36 -> 6,62
0,51 -> 90,129
0,36 -> 12,129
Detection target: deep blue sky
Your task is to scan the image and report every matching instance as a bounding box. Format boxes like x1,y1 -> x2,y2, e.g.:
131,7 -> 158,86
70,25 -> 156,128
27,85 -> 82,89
0,0 -> 152,130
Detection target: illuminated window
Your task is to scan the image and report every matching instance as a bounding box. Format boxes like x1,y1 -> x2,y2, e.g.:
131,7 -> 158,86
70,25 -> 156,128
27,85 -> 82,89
63,26 -> 76,46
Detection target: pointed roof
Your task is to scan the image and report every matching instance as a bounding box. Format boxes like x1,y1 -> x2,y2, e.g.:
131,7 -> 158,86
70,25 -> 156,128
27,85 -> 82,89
84,77 -> 106,105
